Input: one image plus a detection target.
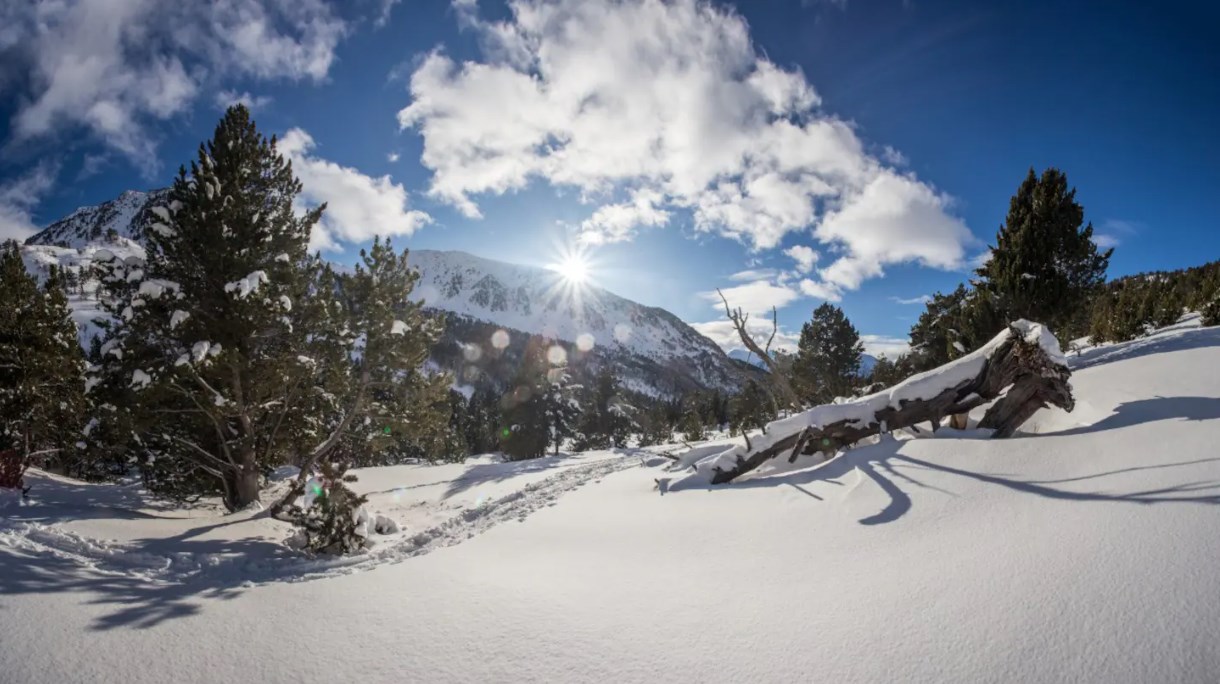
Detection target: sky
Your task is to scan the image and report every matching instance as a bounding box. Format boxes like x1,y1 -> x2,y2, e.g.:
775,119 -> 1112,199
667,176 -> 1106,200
1,0 -> 1217,358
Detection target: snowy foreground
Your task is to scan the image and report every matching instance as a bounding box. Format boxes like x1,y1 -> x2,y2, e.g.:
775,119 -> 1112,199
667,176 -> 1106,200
4,320 -> 1220,683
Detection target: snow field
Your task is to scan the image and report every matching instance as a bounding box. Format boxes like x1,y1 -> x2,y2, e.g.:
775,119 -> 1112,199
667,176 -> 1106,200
1,320 -> 1219,682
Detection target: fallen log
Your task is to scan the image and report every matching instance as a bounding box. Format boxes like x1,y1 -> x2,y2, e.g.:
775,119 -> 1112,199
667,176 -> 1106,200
696,320 -> 1074,485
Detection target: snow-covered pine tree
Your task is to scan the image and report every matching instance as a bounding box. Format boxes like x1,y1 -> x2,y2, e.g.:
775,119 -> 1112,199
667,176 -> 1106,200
792,302 -> 864,405
975,168 -> 1111,338
85,105 -> 322,509
542,365 -> 580,456
0,241 -> 86,480
272,237 -> 450,514
573,369 -> 634,450
292,459 -> 370,555
85,106 -> 447,513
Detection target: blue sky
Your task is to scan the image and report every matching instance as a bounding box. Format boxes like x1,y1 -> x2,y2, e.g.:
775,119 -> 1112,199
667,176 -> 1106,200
1,0 -> 1216,357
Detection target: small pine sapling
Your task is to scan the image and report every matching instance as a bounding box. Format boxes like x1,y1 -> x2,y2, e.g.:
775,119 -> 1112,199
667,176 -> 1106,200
291,460 -> 370,555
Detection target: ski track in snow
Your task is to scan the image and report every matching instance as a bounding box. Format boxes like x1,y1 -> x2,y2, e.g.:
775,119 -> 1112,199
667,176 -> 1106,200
0,455 -> 637,588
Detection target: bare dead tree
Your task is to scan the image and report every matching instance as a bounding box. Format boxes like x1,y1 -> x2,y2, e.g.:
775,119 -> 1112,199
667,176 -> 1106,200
718,289 -> 802,411
706,321 -> 1075,484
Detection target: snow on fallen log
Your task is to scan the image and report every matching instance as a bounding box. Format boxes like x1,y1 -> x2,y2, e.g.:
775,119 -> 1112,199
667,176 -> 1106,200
689,320 -> 1075,485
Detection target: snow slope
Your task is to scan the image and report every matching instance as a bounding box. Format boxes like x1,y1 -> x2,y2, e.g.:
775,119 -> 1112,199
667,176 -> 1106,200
3,321 -> 1220,682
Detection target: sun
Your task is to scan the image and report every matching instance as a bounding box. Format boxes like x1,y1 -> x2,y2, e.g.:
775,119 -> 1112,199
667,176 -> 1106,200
555,253 -> 590,284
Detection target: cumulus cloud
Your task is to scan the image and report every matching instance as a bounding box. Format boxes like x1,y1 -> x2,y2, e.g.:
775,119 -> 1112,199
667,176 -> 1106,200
279,128 -> 432,252
1,0 -> 346,165
215,89 -> 273,111
399,0 -> 975,295
808,169 -> 973,292
860,334 -> 911,359
701,280 -> 801,317
784,244 -> 819,273
579,188 -> 669,245
690,318 -> 799,355
387,152 -> 401,162
798,278 -> 842,302
0,163 -> 58,241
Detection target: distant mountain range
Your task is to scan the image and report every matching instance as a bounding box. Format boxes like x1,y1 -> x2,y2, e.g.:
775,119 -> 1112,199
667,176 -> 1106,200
23,189 -> 750,397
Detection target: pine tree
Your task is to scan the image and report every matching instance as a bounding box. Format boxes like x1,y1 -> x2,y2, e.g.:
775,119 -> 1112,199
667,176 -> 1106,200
464,387 -> 503,454
500,342 -> 550,460
0,241 -> 86,478
792,302 -> 864,405
636,405 -> 673,447
293,459 -> 370,554
975,168 -> 1111,336
85,106 -> 446,511
542,366 -> 580,455
729,380 -> 772,435
679,400 -> 705,442
908,285 -> 967,370
573,369 -> 634,450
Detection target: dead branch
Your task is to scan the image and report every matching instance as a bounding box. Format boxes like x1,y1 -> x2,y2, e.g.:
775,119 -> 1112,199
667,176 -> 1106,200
706,321 -> 1075,484
717,289 -> 801,411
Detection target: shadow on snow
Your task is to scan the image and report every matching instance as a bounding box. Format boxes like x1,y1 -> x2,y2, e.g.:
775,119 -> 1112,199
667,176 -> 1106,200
670,394 -> 1220,526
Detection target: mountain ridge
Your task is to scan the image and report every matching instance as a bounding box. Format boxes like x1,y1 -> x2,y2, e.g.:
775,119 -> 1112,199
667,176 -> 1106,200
23,189 -> 747,396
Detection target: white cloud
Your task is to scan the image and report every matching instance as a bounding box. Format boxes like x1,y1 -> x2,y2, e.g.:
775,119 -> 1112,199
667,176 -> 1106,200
729,268 -> 779,282
399,0 -> 975,294
279,128 -> 432,252
880,145 -> 908,166
215,89 -> 273,111
1093,219 -> 1138,250
690,318 -> 799,355
375,0 -> 401,27
387,152 -> 401,163
1101,218 -> 1141,235
784,244 -> 819,273
860,334 -> 910,359
701,280 -> 801,317
2,0 -> 345,165
890,294 -> 931,305
968,249 -> 992,270
798,278 -> 842,302
0,163 -> 57,242
805,169 -> 973,293
579,188 -> 670,244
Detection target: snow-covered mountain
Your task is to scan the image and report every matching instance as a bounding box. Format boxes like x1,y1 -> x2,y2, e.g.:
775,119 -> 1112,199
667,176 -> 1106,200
22,189 -> 745,396
26,189 -> 168,249
406,249 -> 744,394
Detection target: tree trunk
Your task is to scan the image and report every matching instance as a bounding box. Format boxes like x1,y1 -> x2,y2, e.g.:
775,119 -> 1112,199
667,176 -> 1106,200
225,462 -> 261,512
704,321 -> 1074,485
